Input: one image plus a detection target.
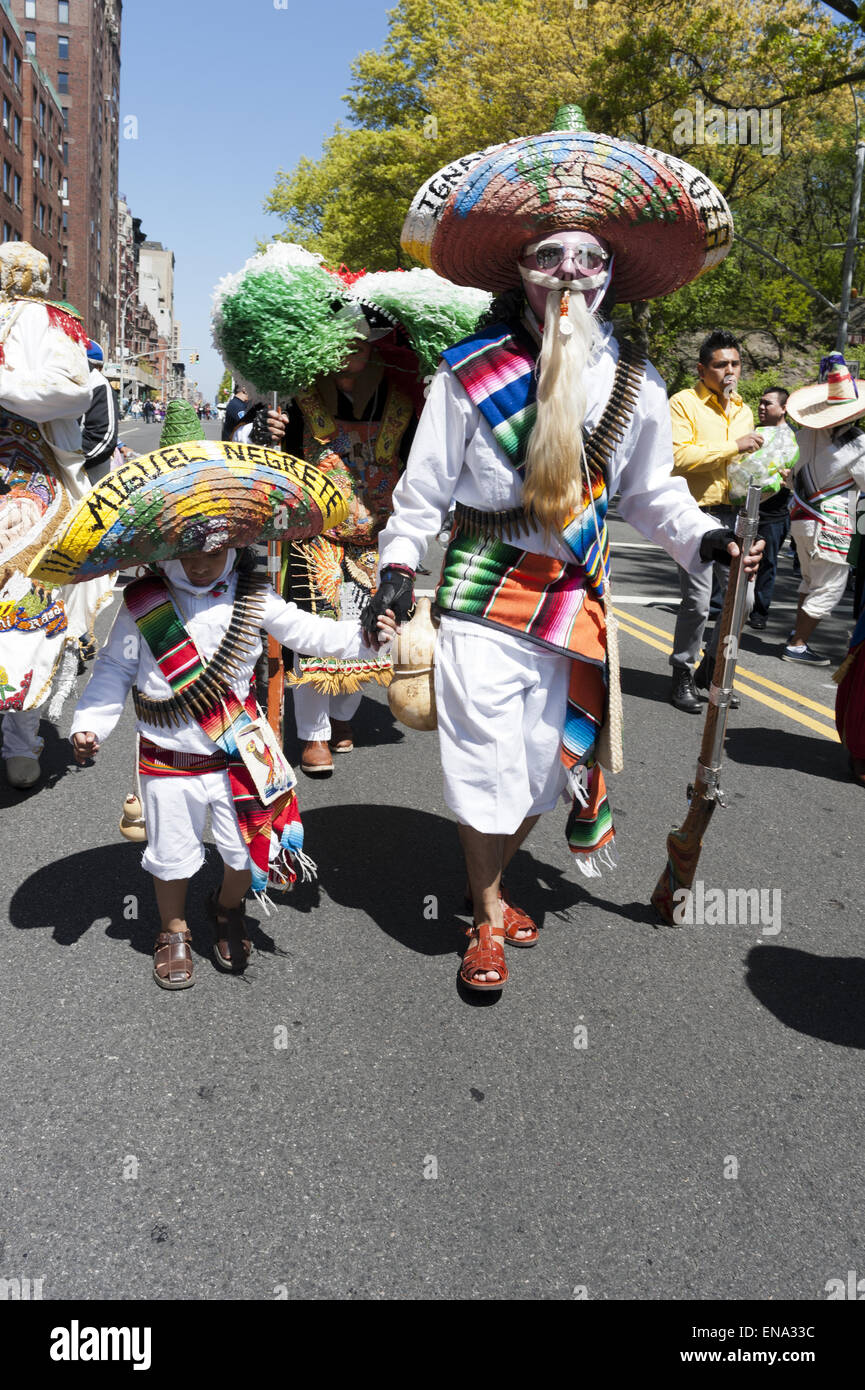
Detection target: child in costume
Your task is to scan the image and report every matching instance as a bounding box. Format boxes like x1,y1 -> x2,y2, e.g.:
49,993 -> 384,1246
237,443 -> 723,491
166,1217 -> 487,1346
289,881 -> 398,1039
28,399 -> 386,990
70,541 -> 395,989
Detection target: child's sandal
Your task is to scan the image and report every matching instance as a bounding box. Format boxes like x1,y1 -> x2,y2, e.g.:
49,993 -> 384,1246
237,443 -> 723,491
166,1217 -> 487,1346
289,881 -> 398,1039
207,891 -> 251,973
153,930 -> 194,989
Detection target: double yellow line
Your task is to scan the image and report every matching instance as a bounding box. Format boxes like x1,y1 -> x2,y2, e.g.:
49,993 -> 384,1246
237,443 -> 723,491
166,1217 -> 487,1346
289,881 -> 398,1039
613,607 -> 840,742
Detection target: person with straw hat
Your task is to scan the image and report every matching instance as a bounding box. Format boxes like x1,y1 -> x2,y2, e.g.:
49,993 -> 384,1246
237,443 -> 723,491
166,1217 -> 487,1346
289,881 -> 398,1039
364,104 -> 765,994
29,416 -> 397,990
781,352 -> 865,665
0,242 -> 114,789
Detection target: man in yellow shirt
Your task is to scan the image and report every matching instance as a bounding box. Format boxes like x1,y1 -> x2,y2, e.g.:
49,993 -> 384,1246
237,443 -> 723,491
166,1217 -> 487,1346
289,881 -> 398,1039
668,331 -> 764,712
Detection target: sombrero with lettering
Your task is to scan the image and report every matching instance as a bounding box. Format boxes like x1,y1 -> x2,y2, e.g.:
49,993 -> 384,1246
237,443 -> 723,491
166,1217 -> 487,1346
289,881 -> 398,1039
786,352 -> 865,429
402,104 -> 734,302
27,438 -> 349,585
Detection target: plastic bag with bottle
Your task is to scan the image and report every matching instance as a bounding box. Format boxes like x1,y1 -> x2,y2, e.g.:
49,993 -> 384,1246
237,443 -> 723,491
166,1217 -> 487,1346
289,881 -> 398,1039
727,420 -> 799,502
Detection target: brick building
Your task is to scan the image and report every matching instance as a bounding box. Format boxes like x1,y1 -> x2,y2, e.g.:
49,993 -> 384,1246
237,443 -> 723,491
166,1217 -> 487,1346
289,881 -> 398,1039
0,0 -> 63,289
10,0 -> 121,350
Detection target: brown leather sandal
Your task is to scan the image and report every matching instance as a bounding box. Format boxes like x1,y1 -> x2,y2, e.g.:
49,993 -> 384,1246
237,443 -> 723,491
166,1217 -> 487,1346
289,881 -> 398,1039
460,922 -> 509,991
463,887 -> 539,947
207,891 -> 252,973
153,929 -> 194,990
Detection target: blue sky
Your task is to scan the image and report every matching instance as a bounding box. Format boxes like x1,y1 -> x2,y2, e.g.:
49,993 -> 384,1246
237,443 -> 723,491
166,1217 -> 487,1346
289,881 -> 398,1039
119,0 -> 395,399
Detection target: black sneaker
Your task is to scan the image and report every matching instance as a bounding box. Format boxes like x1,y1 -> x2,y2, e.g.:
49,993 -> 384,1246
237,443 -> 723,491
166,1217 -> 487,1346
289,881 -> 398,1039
670,665 -> 702,714
748,613 -> 768,630
781,644 -> 829,666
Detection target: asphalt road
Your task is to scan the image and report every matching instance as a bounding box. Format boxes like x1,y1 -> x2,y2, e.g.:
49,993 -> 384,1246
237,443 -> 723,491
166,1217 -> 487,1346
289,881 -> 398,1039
1,428 -> 863,1301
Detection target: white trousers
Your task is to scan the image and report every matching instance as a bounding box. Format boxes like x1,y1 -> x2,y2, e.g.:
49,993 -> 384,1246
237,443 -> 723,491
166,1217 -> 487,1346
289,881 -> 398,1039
434,616 -> 570,836
140,771 -> 249,880
791,527 -> 850,620
291,654 -> 361,740
1,709 -> 43,759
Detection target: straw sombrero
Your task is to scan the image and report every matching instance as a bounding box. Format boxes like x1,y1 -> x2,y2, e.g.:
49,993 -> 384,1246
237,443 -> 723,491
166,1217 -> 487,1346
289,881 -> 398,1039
27,439 -> 349,586
786,353 -> 865,429
0,410 -> 72,587
402,105 -> 734,301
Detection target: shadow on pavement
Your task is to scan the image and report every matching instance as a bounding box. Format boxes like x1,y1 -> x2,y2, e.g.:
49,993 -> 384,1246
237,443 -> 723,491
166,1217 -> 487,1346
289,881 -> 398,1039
745,945 -> 865,1048
0,720 -> 77,807
724,726 -> 845,783
7,843 -> 287,961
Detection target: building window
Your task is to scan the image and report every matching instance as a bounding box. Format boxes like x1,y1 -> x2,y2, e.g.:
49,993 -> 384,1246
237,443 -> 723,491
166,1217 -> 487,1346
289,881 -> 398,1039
38,203 -> 44,231
39,153 -> 44,181
62,141 -> 68,165
58,0 -> 69,21
3,222 -> 11,241
24,33 -> 36,56
13,115 -> 21,147
2,98 -> 8,132
61,176 -> 67,199
39,101 -> 45,129
58,36 -> 68,59
13,55 -> 21,86
13,173 -> 21,206
2,161 -> 9,194
25,1 -> 37,17
57,71 -> 68,94
1,34 -> 7,70
61,106 -> 68,130
62,209 -> 67,231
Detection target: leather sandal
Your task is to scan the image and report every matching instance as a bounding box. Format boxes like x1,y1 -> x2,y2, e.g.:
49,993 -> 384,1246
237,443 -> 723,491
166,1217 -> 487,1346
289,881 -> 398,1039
153,929 -> 194,990
207,891 -> 252,973
463,887 -> 539,947
460,922 -> 509,991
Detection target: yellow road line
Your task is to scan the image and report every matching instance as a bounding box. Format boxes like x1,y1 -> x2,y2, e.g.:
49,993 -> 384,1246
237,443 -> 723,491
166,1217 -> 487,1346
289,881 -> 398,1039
613,605 -> 837,719
614,616 -> 840,742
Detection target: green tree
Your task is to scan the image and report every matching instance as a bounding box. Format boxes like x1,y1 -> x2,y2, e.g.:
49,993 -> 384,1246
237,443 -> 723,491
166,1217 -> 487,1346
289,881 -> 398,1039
217,368 -> 232,404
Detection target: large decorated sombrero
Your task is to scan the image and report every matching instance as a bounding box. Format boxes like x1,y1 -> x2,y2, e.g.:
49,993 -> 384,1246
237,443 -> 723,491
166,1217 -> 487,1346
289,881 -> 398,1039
786,352 -> 865,430
27,438 -> 349,586
212,242 -> 490,398
0,409 -> 72,587
401,104 -> 734,301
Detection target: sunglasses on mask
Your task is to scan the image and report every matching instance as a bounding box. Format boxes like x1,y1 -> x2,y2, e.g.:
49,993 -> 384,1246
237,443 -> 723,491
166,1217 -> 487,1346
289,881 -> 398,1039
530,242 -> 610,273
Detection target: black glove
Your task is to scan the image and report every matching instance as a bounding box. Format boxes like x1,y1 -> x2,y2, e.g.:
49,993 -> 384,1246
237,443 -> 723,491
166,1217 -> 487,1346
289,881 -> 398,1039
699,527 -> 737,566
361,565 -> 415,641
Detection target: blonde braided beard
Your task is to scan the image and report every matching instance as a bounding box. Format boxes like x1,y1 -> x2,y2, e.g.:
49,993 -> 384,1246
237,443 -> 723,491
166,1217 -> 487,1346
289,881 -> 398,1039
522,289 -> 601,537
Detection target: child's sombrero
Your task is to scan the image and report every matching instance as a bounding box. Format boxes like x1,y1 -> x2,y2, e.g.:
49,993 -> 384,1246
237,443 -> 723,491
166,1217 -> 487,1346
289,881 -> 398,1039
401,105 -> 734,302
27,439 -> 349,586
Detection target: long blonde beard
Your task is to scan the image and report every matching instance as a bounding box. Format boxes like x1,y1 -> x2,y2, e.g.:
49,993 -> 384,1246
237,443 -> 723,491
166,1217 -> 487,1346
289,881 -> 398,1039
522,289 -> 600,537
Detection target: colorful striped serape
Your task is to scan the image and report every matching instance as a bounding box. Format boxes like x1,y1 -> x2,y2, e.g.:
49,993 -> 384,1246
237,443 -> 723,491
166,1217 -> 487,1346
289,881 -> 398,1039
125,575 -> 308,900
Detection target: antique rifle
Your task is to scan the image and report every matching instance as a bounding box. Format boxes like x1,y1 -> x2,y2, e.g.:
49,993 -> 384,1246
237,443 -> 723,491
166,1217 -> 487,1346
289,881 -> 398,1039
650,483 -> 762,924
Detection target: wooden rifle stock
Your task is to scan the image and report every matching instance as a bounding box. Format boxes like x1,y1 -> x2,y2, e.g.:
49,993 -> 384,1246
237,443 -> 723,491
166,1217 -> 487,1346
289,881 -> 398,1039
650,485 -> 762,924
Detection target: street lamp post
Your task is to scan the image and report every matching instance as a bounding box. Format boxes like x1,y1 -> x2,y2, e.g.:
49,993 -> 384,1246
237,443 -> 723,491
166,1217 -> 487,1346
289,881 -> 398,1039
836,88 -> 865,354
118,286 -> 138,416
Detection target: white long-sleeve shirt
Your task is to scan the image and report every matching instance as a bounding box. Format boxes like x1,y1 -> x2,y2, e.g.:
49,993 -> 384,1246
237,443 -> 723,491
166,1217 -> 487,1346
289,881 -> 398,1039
378,327 -> 717,577
71,555 -> 370,754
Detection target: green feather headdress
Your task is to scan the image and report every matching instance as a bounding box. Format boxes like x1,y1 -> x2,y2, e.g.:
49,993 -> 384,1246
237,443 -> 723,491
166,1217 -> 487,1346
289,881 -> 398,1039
212,243 -> 491,396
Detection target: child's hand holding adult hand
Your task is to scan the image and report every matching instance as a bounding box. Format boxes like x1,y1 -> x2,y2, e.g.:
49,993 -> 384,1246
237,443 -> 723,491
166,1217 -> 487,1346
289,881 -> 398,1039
72,731 -> 100,765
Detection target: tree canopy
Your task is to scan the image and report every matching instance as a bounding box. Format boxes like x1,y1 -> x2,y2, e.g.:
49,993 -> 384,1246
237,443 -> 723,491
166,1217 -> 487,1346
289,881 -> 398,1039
266,0 -> 865,384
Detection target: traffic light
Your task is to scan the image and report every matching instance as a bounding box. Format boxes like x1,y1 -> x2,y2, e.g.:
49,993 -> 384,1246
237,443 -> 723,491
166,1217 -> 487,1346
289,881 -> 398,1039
189,352 -> 199,364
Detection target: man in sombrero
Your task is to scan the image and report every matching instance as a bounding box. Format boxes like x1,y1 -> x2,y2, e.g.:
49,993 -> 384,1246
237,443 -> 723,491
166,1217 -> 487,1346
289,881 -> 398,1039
363,105 -> 764,993
782,352 -> 865,666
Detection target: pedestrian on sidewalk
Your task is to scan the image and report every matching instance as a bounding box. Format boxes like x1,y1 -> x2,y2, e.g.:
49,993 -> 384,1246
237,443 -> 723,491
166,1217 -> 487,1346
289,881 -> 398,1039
667,330 -> 763,713
80,340 -> 119,485
781,353 -> 865,665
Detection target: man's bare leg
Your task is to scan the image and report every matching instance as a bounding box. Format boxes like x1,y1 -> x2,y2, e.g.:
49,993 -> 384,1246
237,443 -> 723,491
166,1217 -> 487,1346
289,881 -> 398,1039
459,814 -> 540,980
790,609 -> 821,648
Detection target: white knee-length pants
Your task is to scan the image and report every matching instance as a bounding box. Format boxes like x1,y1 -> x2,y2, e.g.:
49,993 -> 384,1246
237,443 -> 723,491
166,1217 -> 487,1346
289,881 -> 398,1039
140,771 -> 249,880
291,653 -> 361,740
434,616 -> 570,836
